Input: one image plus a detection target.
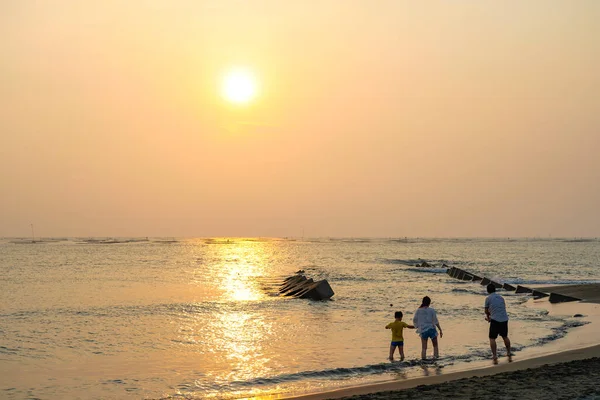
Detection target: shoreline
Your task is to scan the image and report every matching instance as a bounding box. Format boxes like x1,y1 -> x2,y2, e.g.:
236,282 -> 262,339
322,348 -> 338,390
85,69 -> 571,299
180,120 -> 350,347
286,345 -> 600,400
281,285 -> 600,400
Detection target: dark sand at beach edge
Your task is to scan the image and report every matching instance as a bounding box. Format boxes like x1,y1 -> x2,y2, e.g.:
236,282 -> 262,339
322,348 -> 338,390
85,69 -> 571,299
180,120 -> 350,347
331,356 -> 600,400
535,283 -> 600,303
286,345 -> 600,400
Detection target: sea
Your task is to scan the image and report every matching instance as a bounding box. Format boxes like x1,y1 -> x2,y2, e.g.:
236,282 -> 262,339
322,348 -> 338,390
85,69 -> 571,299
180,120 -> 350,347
1,237 -> 600,399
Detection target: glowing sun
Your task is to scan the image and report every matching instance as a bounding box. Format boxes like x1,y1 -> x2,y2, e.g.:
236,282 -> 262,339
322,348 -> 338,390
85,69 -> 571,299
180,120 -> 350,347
222,68 -> 257,104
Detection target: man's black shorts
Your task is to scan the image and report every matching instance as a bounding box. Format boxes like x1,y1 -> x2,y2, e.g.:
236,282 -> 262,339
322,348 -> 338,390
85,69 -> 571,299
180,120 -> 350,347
489,320 -> 508,339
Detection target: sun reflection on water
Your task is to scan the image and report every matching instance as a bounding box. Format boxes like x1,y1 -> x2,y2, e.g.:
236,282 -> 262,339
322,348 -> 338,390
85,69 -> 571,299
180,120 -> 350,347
187,239 -> 281,397
216,238 -> 271,302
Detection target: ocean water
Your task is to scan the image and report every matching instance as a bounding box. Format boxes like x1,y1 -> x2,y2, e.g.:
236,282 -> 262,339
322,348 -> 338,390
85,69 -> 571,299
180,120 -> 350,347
1,237 -> 600,399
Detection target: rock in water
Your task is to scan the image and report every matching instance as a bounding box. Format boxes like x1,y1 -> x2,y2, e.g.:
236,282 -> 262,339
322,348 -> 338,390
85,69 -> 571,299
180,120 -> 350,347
279,274 -> 334,300
295,280 -> 335,300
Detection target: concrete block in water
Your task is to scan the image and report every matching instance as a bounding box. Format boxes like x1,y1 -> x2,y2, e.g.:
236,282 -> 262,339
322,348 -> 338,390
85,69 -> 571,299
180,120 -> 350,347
490,280 -> 503,289
279,275 -> 307,293
279,275 -> 335,300
295,280 -> 335,300
282,278 -> 314,296
281,274 -> 304,285
515,285 -> 533,294
461,273 -> 476,281
480,277 -> 491,286
549,293 -> 581,303
532,290 -> 549,299
503,283 -> 516,291
454,268 -> 467,279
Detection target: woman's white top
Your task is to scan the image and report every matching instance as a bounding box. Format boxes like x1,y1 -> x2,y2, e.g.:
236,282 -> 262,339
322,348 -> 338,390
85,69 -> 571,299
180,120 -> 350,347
413,306 -> 439,333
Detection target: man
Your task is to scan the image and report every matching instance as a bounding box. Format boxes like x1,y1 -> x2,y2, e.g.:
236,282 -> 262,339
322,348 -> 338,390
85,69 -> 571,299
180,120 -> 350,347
485,283 -> 511,363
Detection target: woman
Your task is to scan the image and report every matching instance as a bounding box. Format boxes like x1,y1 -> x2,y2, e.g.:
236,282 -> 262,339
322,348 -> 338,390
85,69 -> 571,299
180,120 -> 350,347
413,296 -> 443,360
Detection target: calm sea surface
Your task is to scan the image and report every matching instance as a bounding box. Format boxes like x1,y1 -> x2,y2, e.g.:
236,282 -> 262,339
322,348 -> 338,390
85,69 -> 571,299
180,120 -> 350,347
1,237 -> 600,399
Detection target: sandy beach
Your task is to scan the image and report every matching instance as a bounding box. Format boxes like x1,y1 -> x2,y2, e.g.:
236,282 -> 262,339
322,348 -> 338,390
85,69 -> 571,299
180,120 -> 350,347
322,355 -> 600,400
286,284 -> 600,400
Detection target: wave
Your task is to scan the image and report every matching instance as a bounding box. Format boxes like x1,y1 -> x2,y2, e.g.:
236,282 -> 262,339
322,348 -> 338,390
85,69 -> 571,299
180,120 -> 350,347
0,300 -> 279,320
331,275 -> 370,282
0,345 -> 20,356
506,279 -> 600,285
532,319 -> 589,347
379,258 -> 454,267
378,258 -> 425,265
451,287 -> 484,295
404,268 -> 448,274
221,359 -> 430,389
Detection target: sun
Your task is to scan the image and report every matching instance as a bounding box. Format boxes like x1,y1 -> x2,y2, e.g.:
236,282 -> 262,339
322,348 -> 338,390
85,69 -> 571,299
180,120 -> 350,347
221,68 -> 257,104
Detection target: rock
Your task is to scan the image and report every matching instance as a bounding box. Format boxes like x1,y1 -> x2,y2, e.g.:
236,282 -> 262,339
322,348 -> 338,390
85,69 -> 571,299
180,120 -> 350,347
283,278 -> 314,296
462,273 -> 475,281
515,285 -> 534,294
279,275 -> 307,293
294,280 -> 335,300
503,283 -> 516,291
573,314 -> 584,318
279,275 -> 334,300
450,268 -> 462,278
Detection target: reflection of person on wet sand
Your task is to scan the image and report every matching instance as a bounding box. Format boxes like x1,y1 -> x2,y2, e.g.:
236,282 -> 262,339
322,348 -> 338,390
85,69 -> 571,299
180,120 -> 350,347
485,283 -> 512,363
413,296 -> 443,360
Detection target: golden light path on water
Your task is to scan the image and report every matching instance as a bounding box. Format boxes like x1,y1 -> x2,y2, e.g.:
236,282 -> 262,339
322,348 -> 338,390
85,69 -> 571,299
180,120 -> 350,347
188,239 -> 281,399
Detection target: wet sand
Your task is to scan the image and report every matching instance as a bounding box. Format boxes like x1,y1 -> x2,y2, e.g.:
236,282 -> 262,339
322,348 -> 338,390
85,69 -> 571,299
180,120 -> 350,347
286,284 -> 600,400
327,356 -> 600,400
536,283 -> 600,303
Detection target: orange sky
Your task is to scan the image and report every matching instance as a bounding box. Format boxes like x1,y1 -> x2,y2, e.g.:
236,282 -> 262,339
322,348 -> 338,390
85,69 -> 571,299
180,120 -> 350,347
1,1 -> 599,237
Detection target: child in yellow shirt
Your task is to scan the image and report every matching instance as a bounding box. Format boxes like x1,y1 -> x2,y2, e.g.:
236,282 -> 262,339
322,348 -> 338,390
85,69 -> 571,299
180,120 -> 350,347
385,311 -> 415,361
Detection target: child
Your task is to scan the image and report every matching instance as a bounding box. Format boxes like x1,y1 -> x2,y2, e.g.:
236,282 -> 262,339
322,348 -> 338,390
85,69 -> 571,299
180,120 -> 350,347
385,311 -> 415,361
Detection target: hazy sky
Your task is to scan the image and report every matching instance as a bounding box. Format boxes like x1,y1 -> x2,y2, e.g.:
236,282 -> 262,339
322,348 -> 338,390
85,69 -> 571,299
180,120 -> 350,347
1,1 -> 599,238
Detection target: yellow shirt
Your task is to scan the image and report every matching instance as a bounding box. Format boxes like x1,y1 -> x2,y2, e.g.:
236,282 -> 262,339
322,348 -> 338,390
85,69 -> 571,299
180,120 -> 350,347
386,320 -> 409,341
